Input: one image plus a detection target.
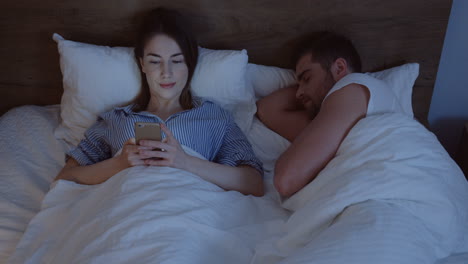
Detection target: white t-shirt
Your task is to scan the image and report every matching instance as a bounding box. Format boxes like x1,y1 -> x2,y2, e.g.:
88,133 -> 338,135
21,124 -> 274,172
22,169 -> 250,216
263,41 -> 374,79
323,73 -> 403,116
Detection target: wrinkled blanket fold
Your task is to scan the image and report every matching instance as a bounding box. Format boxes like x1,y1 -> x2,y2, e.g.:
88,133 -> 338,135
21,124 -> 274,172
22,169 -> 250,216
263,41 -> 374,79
9,114 -> 468,264
252,114 -> 468,264
9,147 -> 288,264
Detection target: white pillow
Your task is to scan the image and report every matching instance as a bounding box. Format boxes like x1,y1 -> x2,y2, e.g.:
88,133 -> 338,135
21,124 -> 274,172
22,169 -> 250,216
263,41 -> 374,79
366,63 -> 419,117
191,47 -> 255,132
247,62 -> 419,117
246,63 -> 296,99
192,47 -> 252,104
53,34 -> 141,146
52,34 -> 254,145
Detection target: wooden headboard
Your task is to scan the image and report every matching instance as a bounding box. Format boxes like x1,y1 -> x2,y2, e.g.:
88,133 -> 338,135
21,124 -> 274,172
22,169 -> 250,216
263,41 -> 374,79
0,0 -> 452,124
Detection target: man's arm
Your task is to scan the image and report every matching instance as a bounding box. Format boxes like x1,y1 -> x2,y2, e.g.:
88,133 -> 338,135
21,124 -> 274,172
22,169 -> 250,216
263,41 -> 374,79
256,84 -> 311,142
274,84 -> 369,197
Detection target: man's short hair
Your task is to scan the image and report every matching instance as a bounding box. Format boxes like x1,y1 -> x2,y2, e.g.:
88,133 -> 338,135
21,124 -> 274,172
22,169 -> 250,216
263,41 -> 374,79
293,31 -> 362,73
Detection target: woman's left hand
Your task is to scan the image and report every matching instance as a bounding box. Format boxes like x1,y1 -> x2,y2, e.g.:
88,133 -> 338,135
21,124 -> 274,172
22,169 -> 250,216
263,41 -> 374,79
138,123 -> 189,169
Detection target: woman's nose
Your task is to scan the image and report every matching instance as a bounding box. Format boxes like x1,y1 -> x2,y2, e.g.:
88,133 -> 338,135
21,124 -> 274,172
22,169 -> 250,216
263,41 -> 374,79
161,63 -> 172,78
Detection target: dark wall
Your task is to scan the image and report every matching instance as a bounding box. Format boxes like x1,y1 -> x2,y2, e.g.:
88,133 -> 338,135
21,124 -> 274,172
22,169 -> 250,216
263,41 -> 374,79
0,0 -> 452,123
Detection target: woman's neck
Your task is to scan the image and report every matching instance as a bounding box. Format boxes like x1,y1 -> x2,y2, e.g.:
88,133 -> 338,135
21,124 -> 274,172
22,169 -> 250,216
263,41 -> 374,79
146,97 -> 183,120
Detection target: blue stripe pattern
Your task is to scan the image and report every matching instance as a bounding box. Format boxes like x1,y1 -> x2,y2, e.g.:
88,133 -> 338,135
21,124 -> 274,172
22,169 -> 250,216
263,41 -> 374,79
67,98 -> 263,175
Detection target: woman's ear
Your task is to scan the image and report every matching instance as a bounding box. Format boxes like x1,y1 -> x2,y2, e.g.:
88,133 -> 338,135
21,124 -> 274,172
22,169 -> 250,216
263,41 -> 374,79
139,57 -> 146,74
331,58 -> 349,81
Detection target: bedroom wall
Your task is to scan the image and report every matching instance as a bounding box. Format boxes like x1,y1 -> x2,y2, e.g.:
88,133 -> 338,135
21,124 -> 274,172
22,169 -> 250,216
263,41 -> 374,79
428,0 -> 468,157
0,0 -> 452,123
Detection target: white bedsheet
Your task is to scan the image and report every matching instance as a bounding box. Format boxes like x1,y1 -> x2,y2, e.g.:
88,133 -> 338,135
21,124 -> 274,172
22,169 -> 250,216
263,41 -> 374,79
2,106 -> 468,264
252,113 -> 468,264
0,105 -> 70,262
8,146 -> 288,263
0,106 -> 290,263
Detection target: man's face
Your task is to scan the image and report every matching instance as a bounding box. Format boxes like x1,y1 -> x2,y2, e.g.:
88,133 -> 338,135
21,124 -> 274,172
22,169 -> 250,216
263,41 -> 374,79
295,53 -> 336,116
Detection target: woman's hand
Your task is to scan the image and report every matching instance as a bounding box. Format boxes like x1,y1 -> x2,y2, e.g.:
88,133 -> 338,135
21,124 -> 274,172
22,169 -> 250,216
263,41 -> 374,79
55,138 -> 150,185
118,138 -> 149,167
138,124 -> 189,169
138,125 -> 263,196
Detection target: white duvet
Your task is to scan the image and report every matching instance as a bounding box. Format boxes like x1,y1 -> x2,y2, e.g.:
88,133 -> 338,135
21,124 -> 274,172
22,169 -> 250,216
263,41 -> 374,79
5,109 -> 468,264
252,113 -> 468,264
8,147 -> 288,264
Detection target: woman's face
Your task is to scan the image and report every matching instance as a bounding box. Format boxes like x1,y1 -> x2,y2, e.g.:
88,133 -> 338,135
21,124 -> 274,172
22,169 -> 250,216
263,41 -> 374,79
140,34 -> 189,103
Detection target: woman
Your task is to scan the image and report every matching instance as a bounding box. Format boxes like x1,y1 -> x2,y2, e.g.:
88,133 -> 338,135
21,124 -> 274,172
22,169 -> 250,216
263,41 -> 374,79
55,8 -> 264,196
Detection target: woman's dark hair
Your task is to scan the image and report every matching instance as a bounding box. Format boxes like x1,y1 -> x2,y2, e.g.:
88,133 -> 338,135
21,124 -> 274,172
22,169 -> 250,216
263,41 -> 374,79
293,31 -> 362,73
132,7 -> 198,112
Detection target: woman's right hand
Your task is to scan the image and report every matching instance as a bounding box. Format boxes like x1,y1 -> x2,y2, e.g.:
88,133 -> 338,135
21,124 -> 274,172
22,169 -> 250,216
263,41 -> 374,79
118,138 -> 150,168
55,138 -> 150,185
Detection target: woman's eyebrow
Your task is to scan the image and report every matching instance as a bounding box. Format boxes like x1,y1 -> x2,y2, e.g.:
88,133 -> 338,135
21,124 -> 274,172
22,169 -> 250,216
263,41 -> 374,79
147,53 -> 161,58
146,53 -> 183,58
170,53 -> 183,58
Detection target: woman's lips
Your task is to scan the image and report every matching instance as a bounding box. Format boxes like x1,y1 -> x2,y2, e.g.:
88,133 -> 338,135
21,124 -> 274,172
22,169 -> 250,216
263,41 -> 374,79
160,82 -> 176,89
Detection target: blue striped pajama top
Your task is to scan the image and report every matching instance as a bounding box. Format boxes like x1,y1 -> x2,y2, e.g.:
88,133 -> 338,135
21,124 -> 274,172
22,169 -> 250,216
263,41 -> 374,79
67,97 -> 263,175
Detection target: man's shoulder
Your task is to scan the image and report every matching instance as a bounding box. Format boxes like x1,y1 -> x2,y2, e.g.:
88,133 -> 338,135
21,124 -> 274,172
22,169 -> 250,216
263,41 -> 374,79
328,72 -> 388,98
326,82 -> 370,104
337,72 -> 384,86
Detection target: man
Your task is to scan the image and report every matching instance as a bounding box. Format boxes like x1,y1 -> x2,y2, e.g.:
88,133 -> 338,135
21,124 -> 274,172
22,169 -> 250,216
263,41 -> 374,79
256,31 -> 402,197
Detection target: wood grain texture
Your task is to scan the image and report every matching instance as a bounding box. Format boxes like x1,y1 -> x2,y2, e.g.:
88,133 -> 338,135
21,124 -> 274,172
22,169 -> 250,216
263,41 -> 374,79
0,0 -> 452,123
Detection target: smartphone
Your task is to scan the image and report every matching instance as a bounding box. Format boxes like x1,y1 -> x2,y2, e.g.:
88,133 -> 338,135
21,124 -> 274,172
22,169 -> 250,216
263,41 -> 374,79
134,122 -> 162,145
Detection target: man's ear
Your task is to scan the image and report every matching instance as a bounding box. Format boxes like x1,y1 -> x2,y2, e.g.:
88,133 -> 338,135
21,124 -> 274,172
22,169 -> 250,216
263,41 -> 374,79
139,57 -> 146,74
331,58 -> 349,81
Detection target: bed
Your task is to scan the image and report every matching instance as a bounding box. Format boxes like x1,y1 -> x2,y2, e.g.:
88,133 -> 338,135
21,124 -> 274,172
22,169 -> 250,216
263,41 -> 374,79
2,0 -> 468,263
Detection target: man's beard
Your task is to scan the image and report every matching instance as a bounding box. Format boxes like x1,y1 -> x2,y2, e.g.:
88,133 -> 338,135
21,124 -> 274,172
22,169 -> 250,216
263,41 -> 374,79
308,71 -> 336,119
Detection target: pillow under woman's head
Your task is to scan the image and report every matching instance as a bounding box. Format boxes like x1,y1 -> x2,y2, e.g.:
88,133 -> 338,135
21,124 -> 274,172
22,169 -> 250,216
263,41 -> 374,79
53,33 -> 255,146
